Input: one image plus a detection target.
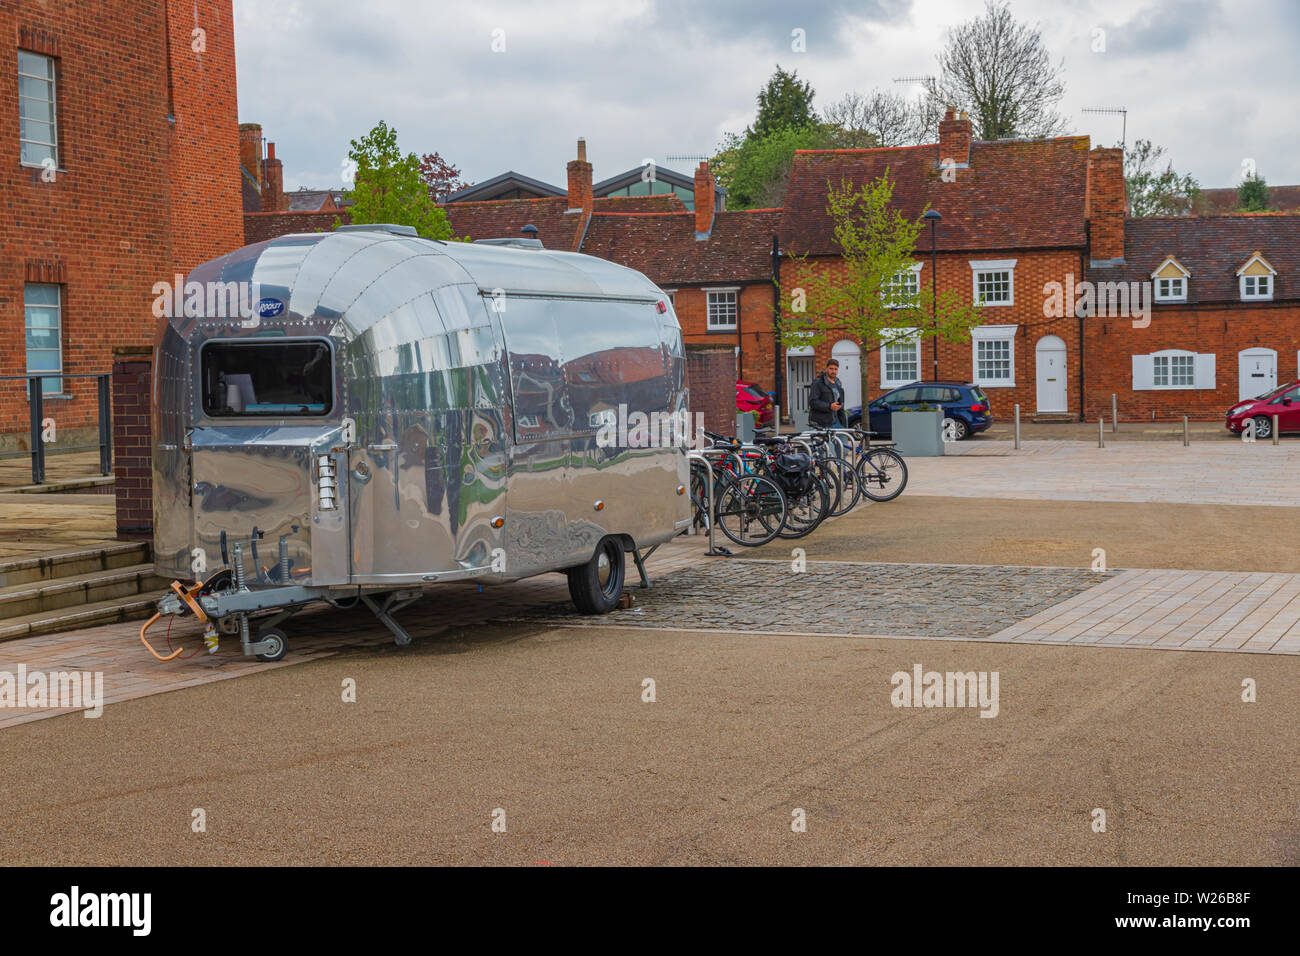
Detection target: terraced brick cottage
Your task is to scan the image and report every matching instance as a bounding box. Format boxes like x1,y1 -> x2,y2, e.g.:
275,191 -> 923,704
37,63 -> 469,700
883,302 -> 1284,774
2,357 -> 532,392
1,0 -> 244,436
776,111 -> 1123,421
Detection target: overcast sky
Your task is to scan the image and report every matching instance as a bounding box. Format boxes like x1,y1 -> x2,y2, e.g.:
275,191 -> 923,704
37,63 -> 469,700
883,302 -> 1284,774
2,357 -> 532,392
232,0 -> 1300,195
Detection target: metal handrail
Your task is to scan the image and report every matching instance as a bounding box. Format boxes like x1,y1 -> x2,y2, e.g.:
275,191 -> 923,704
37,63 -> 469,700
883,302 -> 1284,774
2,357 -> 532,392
0,373 -> 112,483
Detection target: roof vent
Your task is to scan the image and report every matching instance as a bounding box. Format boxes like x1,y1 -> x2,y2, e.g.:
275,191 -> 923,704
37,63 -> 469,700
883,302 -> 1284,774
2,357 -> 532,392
336,223 -> 418,237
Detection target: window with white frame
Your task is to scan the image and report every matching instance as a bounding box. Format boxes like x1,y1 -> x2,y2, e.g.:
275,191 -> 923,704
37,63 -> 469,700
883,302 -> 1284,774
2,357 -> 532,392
1156,276 -> 1186,301
1132,349 -> 1214,390
661,288 -> 677,308
883,264 -> 922,309
1153,353 -> 1194,387
880,328 -> 920,388
24,283 -> 63,396
971,325 -> 1018,386
18,50 -> 58,168
706,288 -> 738,330
970,259 -> 1016,306
1241,275 -> 1271,300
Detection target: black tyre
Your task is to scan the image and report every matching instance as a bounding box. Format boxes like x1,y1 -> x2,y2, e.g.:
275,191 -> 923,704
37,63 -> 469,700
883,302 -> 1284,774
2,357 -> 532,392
567,537 -> 625,614
943,417 -> 969,441
716,475 -> 787,547
1251,415 -> 1273,440
777,476 -> 830,539
255,626 -> 289,662
858,448 -> 909,502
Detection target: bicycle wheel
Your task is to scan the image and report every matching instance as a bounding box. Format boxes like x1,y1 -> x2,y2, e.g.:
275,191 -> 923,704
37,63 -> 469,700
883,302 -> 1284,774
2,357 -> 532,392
715,474 -> 787,547
822,456 -> 861,516
858,448 -> 908,502
777,475 -> 830,539
689,460 -> 710,531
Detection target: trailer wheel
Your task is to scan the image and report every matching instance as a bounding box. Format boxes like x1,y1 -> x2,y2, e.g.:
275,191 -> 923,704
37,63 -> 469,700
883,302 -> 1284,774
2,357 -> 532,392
255,626 -> 289,662
567,537 -> 625,614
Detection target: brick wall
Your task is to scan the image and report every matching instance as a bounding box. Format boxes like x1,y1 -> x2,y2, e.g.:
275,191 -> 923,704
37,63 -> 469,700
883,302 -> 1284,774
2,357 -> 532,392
111,346 -> 153,540
1083,305 -> 1300,420
674,283 -> 774,391
0,1 -> 243,436
245,209 -> 351,245
685,345 -> 737,437
778,249 -> 1086,419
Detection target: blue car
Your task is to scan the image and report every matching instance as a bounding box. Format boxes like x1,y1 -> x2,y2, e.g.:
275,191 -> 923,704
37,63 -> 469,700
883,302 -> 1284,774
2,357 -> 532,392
846,381 -> 993,441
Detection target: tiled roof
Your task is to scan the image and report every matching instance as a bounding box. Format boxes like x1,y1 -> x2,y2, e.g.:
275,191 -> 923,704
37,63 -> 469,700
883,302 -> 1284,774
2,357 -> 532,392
780,137 -> 1091,255
579,209 -> 781,286
287,189 -> 336,212
593,195 -> 686,212
440,197 -> 585,248
1198,185 -> 1300,215
1088,215 -> 1300,302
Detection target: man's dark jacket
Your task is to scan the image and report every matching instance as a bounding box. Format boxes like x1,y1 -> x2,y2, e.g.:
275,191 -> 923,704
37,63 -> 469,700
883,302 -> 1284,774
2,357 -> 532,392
808,371 -> 846,427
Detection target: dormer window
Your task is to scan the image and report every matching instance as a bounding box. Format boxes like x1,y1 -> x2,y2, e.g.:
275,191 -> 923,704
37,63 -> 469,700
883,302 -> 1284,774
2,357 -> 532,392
1236,252 -> 1276,302
1151,256 -> 1190,303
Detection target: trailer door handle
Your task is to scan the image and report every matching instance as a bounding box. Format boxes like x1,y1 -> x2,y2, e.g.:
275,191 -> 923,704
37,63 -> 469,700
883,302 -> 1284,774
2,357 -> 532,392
367,442 -> 398,451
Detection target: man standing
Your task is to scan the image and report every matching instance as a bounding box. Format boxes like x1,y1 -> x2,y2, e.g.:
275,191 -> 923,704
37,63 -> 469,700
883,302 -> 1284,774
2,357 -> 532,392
808,358 -> 846,429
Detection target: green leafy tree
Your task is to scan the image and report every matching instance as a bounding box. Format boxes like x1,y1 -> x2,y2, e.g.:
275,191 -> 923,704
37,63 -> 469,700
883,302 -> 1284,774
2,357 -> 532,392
721,125 -> 834,209
1237,173 -> 1270,212
782,175 -> 984,399
342,121 -> 455,239
1124,138 -> 1201,217
753,65 -> 817,137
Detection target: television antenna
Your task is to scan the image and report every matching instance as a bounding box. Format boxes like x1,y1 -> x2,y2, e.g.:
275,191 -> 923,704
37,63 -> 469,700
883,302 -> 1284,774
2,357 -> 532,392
1082,107 -> 1127,152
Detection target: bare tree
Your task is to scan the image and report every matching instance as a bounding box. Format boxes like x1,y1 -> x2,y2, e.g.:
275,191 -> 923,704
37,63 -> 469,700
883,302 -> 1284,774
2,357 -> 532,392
823,90 -> 912,147
931,1 -> 1067,141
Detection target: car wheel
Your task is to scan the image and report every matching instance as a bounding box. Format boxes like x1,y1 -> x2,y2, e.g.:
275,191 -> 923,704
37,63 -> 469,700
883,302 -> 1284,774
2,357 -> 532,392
943,417 -> 969,441
1252,415 -> 1273,439
848,416 -> 861,429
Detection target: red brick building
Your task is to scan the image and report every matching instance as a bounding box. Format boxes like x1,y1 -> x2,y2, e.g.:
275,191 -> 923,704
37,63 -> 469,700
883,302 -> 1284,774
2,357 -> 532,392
1085,215 -> 1300,419
1,0 -> 244,434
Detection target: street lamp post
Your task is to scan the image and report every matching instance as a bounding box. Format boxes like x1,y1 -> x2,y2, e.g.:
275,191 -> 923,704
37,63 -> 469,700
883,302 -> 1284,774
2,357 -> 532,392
923,209 -> 941,381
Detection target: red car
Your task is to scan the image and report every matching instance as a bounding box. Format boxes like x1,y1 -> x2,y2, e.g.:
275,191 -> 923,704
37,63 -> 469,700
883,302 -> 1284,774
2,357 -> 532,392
736,381 -> 775,427
1226,380 -> 1300,439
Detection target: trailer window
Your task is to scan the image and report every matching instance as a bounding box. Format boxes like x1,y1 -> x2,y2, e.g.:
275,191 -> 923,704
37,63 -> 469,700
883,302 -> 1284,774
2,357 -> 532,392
201,341 -> 332,416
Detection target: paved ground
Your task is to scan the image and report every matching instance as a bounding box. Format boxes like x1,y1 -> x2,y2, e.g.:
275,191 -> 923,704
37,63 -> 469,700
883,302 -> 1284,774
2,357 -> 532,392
2,440 -> 1298,864
910,440 -> 1298,506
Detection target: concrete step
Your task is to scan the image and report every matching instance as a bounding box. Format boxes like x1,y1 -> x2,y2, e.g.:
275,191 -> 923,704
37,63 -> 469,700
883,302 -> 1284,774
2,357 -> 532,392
0,564 -> 168,620
0,591 -> 164,643
0,541 -> 151,589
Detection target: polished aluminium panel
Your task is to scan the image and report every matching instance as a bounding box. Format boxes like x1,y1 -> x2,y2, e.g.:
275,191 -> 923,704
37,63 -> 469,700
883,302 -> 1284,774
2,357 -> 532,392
153,227 -> 689,596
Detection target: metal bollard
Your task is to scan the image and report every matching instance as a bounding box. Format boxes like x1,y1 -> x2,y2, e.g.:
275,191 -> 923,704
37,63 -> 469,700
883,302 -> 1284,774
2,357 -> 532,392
28,375 -> 45,485
1014,404 -> 1021,450
97,373 -> 113,476
1098,416 -> 1105,448
1182,416 -> 1189,447
1112,394 -> 1118,433
1273,415 -> 1280,446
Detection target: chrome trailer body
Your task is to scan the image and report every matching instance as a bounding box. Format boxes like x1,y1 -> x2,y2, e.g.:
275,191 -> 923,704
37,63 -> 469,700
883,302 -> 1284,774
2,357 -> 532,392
151,226 -> 691,656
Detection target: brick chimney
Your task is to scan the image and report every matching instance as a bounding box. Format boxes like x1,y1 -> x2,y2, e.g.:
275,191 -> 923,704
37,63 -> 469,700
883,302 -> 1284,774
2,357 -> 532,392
567,138 -> 593,214
239,122 -> 264,190
694,161 -> 716,237
938,107 -> 972,168
261,141 -> 287,212
1087,147 -> 1126,264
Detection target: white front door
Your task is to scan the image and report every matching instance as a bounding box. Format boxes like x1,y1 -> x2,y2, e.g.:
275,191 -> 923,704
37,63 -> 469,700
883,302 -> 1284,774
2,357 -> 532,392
1035,335 -> 1067,412
1238,348 -> 1276,401
831,339 -> 862,410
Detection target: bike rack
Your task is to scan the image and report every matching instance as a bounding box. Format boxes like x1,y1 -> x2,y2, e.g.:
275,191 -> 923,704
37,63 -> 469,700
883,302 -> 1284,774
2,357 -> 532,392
687,450 -> 728,557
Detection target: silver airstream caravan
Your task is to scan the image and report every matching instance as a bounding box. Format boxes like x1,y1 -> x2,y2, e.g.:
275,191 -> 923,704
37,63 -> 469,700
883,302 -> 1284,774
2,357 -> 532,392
144,225 -> 691,662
